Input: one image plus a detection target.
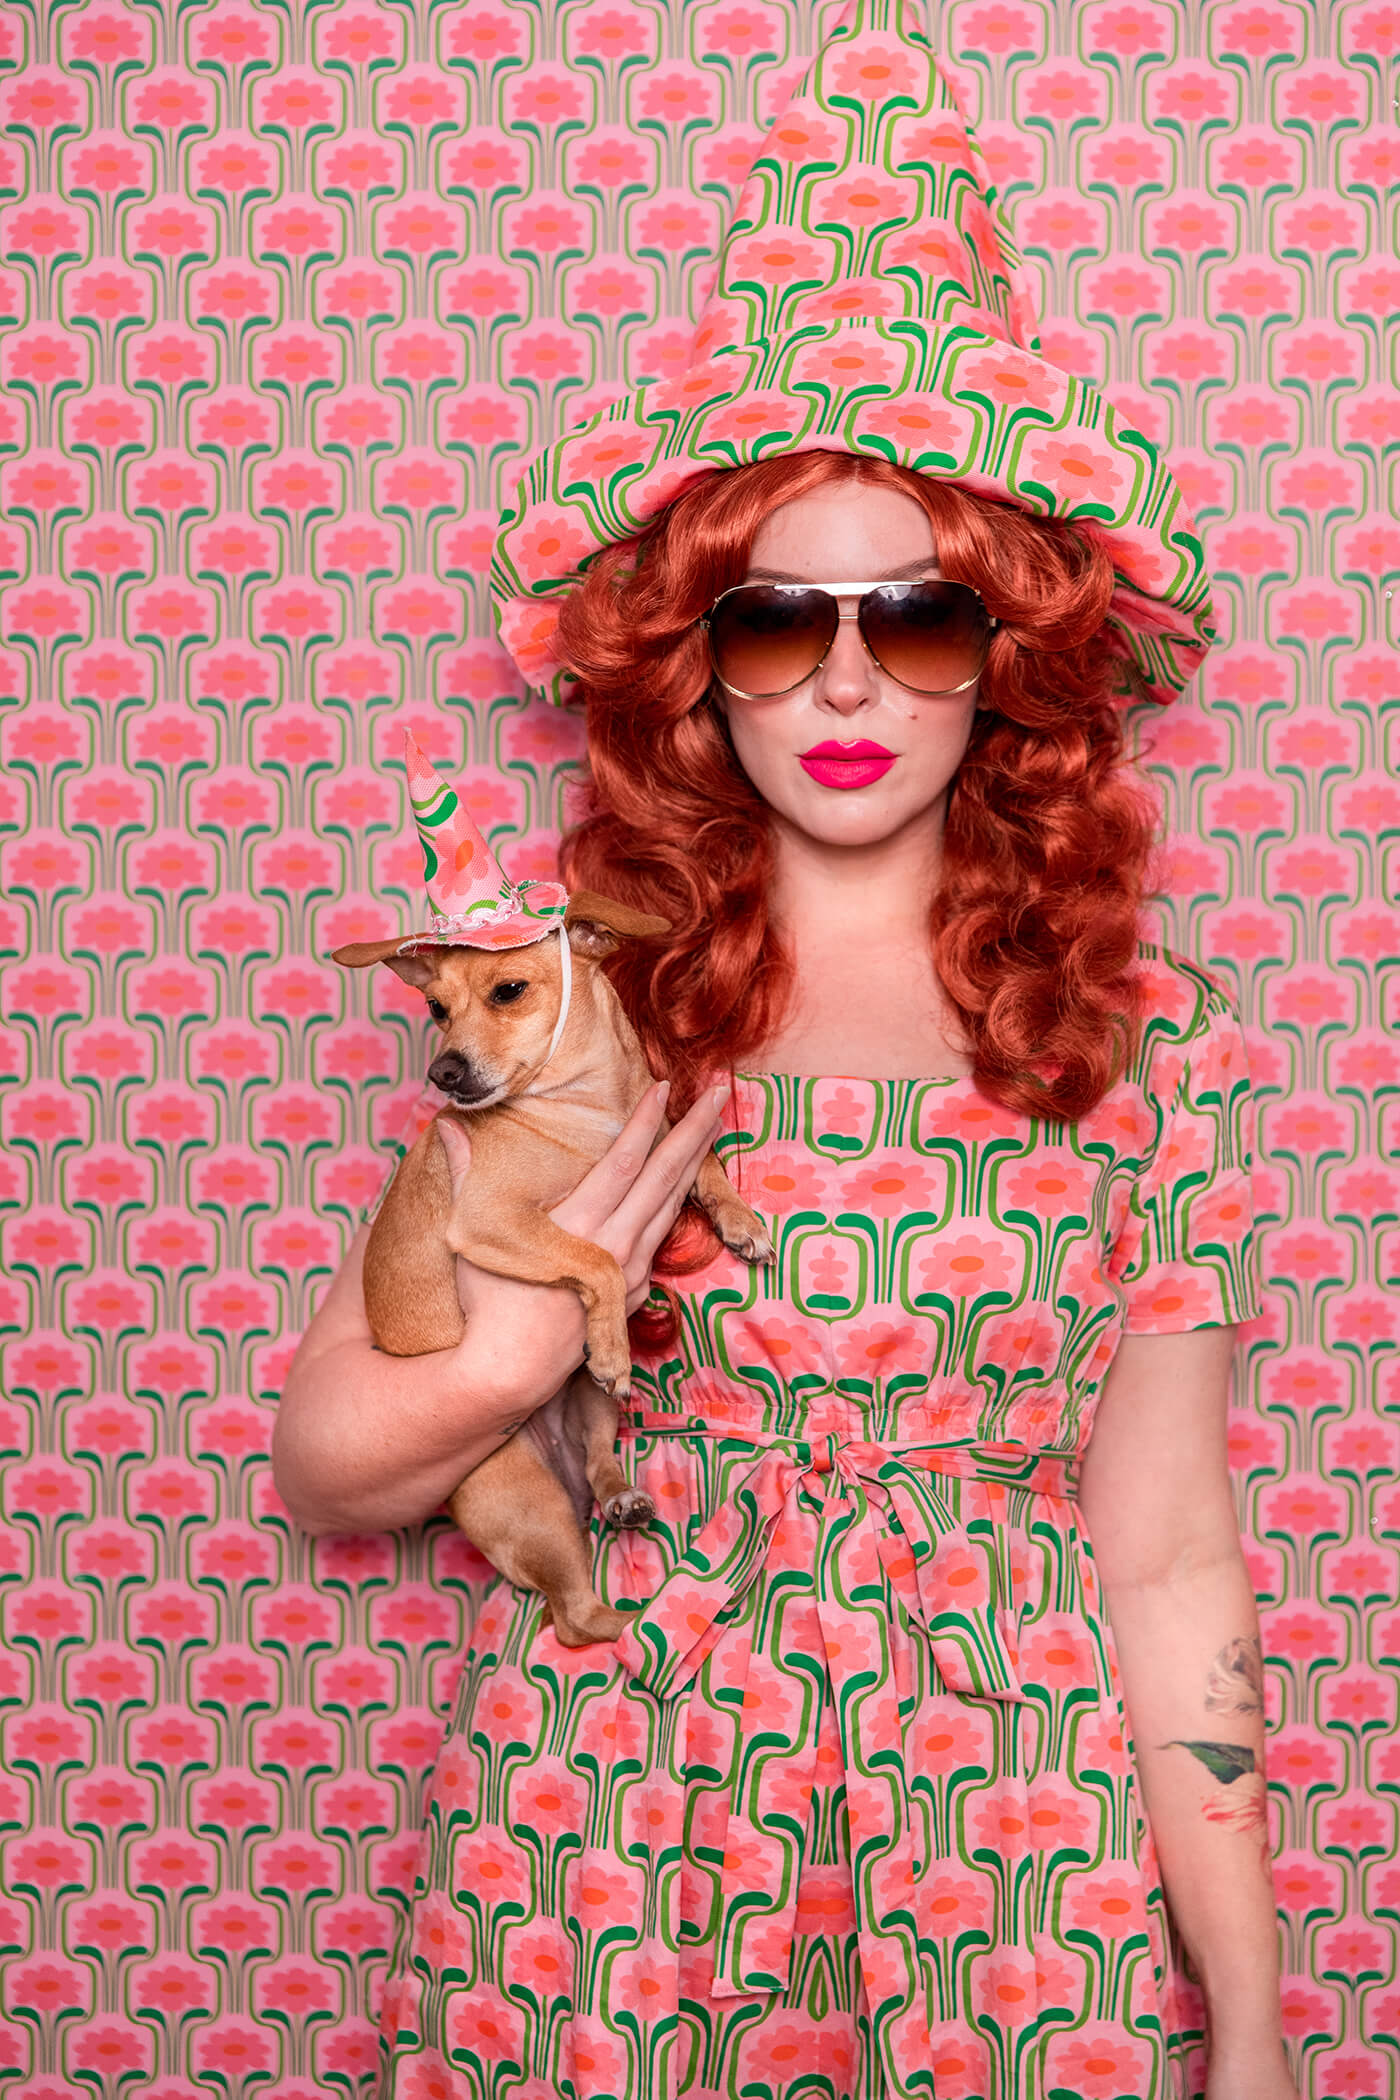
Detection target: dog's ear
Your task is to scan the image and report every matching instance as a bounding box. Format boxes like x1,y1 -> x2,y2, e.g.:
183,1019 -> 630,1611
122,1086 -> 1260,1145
331,939 -> 436,989
565,890 -> 672,958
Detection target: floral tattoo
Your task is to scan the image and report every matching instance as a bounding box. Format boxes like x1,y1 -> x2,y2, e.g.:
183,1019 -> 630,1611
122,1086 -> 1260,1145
1161,1637 -> 1268,1838
1203,1635 -> 1264,1717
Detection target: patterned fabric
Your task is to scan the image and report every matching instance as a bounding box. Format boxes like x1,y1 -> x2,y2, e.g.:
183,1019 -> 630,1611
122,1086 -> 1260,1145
379,951 -> 1258,2099
398,728 -> 569,952
491,0 -> 1216,709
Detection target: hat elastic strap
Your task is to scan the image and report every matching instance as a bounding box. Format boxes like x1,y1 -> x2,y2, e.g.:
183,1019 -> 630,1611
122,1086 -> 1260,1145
540,922 -> 572,1072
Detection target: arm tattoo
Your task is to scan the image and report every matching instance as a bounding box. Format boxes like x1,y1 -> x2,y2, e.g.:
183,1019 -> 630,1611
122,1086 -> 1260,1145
1202,1634 -> 1264,1717
1165,1739 -> 1256,1784
1162,1737 -> 1268,1839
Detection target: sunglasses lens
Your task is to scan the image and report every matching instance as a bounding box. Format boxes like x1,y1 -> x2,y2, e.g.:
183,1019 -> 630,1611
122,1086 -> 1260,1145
862,582 -> 991,693
708,586 -> 837,697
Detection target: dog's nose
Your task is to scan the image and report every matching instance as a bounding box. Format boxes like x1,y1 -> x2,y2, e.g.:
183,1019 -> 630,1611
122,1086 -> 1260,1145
428,1051 -> 490,1103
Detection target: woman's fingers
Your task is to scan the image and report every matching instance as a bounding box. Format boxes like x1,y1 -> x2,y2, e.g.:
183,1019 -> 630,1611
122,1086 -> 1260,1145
605,1084 -> 729,1253
550,1081 -> 671,1232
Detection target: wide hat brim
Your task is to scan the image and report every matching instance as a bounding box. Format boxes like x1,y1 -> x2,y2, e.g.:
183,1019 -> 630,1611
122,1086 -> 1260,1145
493,318 -> 1214,710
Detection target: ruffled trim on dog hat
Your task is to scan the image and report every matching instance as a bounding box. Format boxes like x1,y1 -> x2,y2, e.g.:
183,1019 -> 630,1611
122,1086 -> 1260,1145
491,0 -> 1213,709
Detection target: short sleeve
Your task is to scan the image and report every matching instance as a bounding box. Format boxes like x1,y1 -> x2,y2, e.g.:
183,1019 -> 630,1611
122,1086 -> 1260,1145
1110,992 -> 1260,1334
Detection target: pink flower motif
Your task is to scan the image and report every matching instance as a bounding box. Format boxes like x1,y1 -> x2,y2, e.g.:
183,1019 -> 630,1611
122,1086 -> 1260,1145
743,1150 -> 828,1215
958,346 -> 1064,413
834,1319 -> 928,1380
636,66 -> 713,124
1065,1870 -> 1146,1938
837,1156 -> 940,1218
817,170 -> 914,228
569,1857 -> 645,1932
829,38 -> 925,98
702,390 -> 800,448
1021,1615 -> 1096,1691
510,515 -> 591,584
1047,2029 -> 1155,2099
1000,1155 -> 1094,1215
917,1231 -> 1017,1301
795,336 -> 900,391
859,395 -> 962,452
561,426 -> 652,484
259,75 -> 335,129
259,201 -> 335,257
447,1987 -> 526,2063
729,1314 -> 825,1377
324,10 -> 399,65
194,140 -> 272,194
509,70 -> 585,127
924,1868 -> 993,1938
1023,67 -> 1102,121
695,4 -> 775,57
1022,433 -> 1127,507
1026,1775 -> 1094,1851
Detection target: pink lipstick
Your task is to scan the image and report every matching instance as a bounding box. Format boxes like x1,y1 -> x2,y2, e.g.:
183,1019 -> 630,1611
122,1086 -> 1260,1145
798,738 -> 896,790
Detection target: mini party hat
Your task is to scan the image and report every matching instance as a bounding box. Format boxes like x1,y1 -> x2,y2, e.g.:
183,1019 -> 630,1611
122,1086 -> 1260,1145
399,729 -> 568,954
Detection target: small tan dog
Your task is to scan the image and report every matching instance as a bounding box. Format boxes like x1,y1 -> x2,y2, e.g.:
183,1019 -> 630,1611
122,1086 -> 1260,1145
333,890 -> 772,1646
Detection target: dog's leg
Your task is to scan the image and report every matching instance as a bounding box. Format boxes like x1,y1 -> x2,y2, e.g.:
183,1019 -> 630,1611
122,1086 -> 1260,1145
448,1437 -> 627,1648
363,1124 -> 464,1354
563,1371 -> 655,1531
445,1208 -> 633,1397
692,1148 -> 775,1264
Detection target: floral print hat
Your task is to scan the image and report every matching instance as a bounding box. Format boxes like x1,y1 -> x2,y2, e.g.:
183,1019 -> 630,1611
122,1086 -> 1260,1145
491,0 -> 1214,709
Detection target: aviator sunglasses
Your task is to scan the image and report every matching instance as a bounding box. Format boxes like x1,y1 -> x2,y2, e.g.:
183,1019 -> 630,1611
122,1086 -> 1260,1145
701,578 -> 996,700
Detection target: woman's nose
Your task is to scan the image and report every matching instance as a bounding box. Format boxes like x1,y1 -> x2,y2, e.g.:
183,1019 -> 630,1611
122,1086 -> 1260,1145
812,612 -> 877,714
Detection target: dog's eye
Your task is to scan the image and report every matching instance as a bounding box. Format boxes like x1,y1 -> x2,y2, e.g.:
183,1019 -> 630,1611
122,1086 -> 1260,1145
426,998 -> 448,1023
489,980 -> 529,1006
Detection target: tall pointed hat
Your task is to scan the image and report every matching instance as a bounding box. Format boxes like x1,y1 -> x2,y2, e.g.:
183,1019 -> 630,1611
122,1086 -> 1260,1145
399,729 -> 568,953
492,0 -> 1213,708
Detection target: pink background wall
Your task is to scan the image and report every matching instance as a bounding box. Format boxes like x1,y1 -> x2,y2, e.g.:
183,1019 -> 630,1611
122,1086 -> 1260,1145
0,0 -> 1396,2091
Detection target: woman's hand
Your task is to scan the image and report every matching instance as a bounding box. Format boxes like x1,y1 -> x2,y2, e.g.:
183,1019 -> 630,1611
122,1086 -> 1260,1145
437,1079 -> 728,1421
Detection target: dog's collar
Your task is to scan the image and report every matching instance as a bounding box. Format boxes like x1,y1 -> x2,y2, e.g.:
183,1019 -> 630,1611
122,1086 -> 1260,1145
540,923 -> 572,1073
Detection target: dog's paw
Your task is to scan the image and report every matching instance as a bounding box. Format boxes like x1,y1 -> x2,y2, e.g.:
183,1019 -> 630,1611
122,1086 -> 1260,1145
603,1486 -> 655,1531
551,1601 -> 629,1647
721,1217 -> 775,1264
584,1341 -> 632,1397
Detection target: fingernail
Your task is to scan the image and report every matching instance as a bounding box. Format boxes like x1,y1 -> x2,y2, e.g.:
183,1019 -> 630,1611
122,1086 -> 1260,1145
655,1080 -> 670,1107
710,1082 -> 730,1112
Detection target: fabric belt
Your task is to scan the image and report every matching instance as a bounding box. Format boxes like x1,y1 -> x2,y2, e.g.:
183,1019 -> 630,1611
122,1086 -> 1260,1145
608,1411 -> 1080,1999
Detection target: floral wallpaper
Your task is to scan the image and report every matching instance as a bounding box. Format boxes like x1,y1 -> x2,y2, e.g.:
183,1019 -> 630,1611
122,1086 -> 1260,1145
0,0 -> 1396,2092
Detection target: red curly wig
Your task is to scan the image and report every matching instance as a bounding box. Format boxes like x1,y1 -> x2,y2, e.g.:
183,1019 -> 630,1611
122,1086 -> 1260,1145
555,449 -> 1157,1127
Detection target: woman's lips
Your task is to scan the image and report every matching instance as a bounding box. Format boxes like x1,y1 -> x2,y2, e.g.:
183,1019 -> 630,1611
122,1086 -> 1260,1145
798,739 -> 896,790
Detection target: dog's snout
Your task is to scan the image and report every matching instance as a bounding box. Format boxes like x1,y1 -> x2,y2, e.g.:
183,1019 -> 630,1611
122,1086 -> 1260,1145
428,1051 -> 491,1104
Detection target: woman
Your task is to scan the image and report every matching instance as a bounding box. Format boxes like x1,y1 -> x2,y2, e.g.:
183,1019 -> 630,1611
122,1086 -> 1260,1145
275,10 -> 1294,2097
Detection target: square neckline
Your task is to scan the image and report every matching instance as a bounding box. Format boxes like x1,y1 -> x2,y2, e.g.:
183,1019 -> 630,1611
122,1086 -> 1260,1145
734,1071 -> 970,1087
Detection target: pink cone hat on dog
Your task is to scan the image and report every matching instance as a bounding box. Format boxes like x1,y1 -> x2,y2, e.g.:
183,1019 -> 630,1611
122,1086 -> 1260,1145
398,729 -> 575,1065
400,729 -> 569,954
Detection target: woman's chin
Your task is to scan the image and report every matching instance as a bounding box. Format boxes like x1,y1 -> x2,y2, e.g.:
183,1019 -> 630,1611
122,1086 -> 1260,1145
770,785 -> 950,852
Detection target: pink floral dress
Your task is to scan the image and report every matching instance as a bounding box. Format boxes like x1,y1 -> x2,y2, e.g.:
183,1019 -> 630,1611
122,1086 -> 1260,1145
378,950 -> 1257,2100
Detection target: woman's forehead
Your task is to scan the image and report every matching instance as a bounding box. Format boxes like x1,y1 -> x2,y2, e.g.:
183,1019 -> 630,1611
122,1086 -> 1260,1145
746,481 -> 938,577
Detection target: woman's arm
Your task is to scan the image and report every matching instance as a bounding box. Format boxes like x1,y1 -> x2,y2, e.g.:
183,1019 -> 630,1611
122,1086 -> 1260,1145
272,1081 -> 727,1536
1078,1327 -> 1296,2100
